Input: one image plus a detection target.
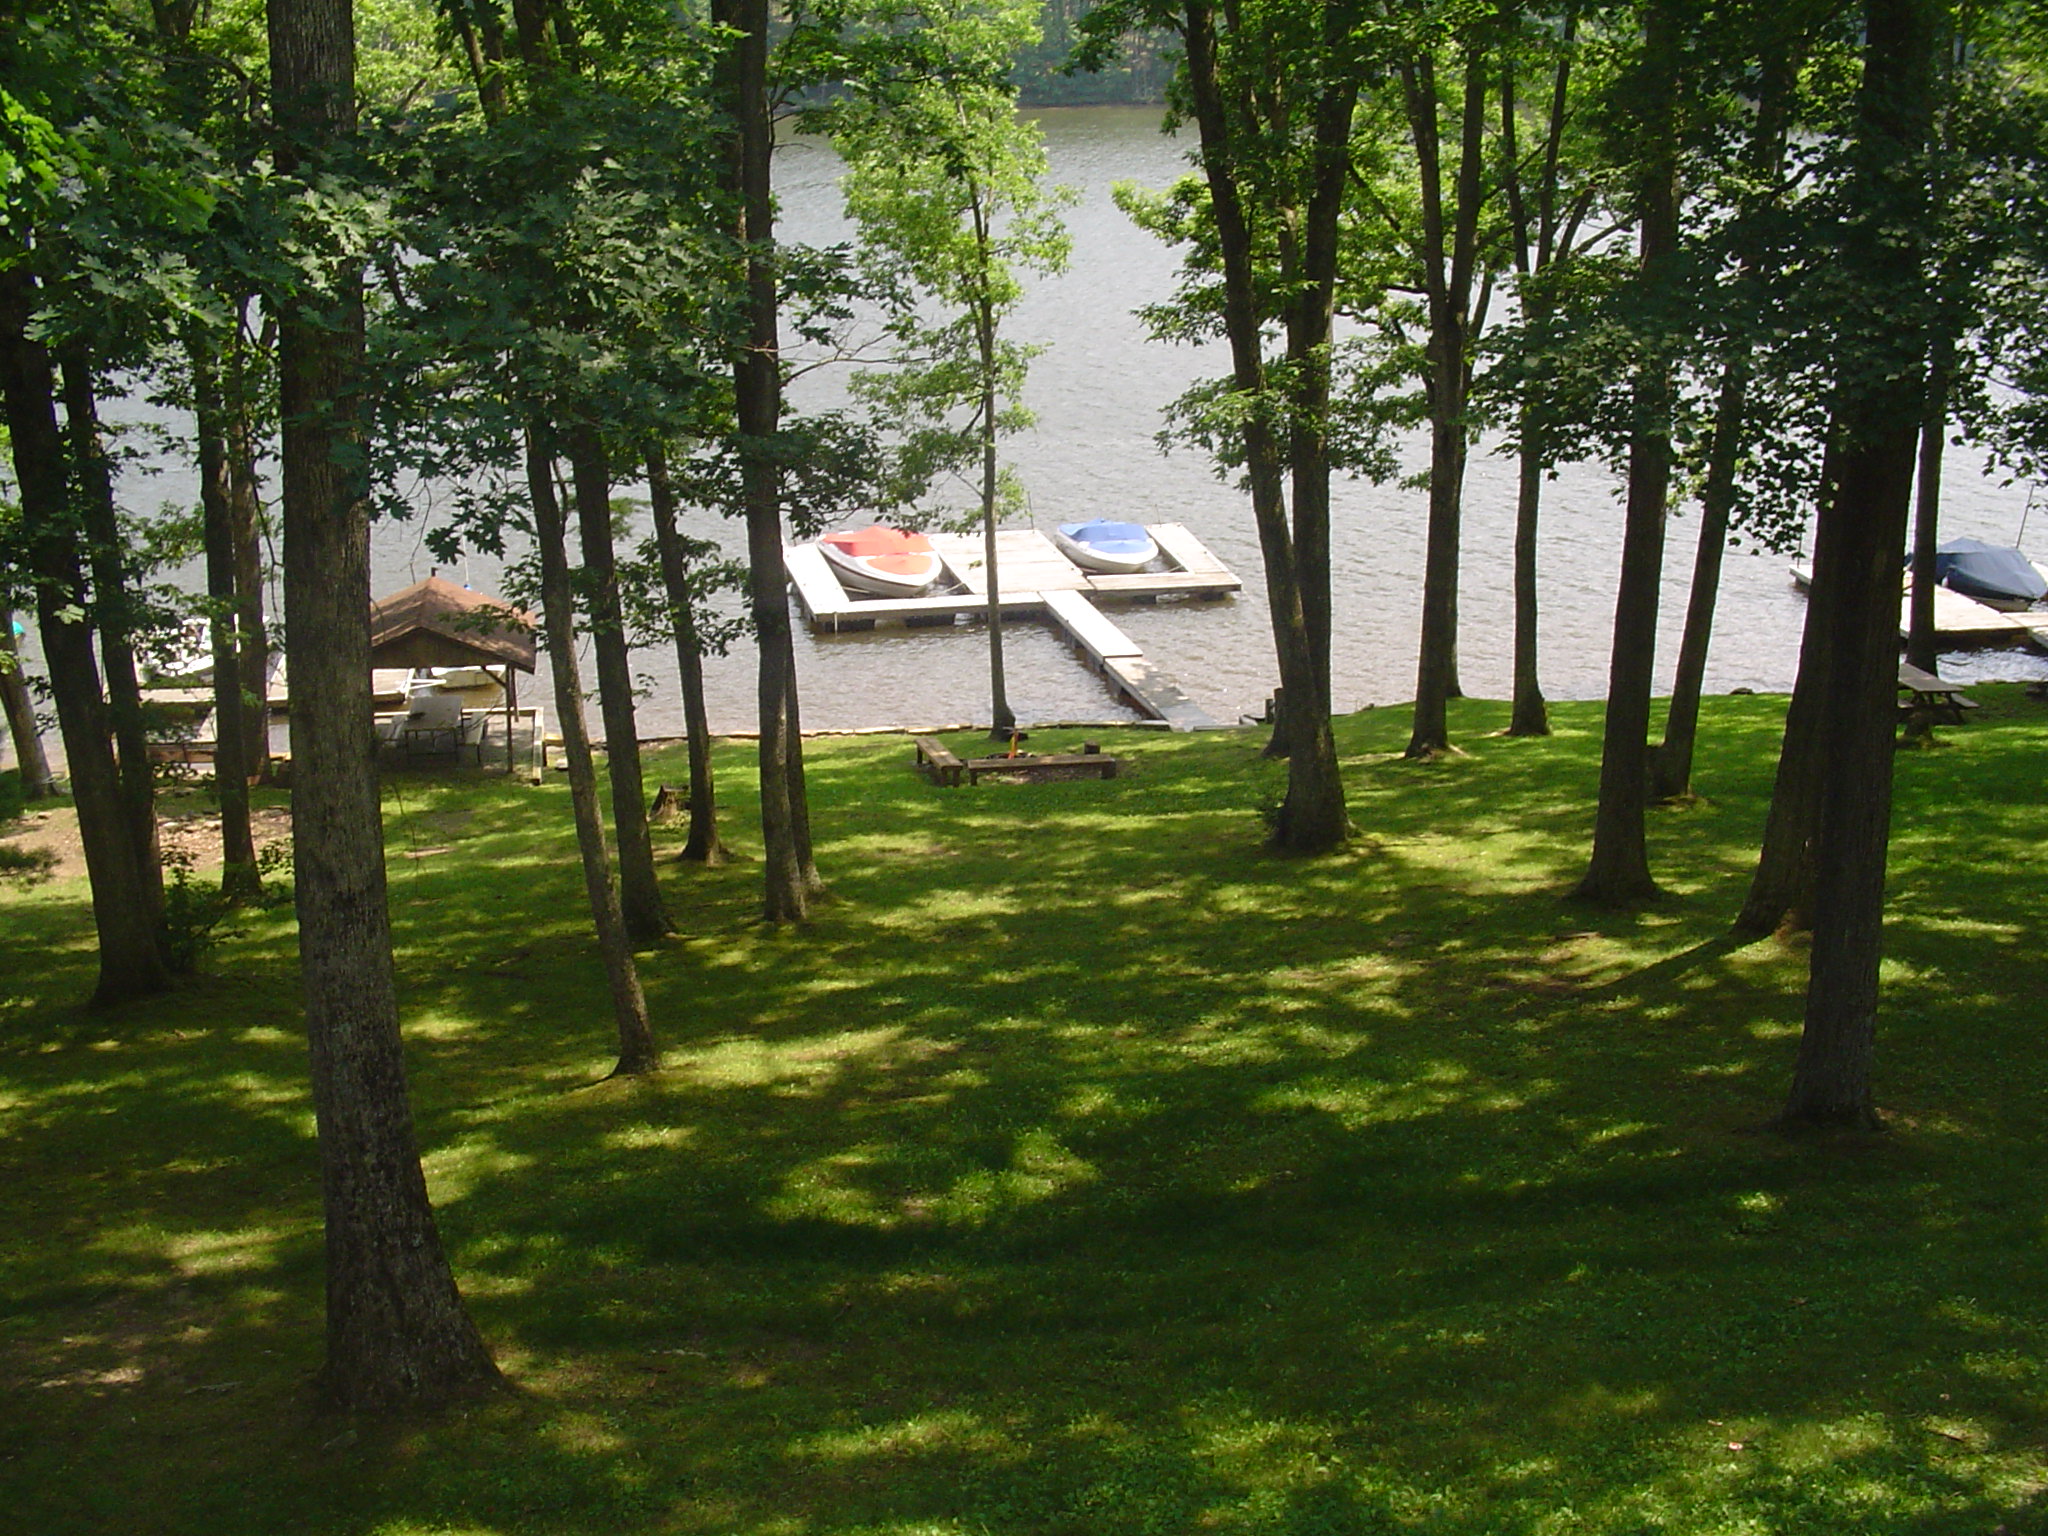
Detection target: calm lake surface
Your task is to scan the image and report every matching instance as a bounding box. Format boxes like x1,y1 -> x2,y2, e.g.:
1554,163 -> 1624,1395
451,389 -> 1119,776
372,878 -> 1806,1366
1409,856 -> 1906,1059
15,106 -> 2045,766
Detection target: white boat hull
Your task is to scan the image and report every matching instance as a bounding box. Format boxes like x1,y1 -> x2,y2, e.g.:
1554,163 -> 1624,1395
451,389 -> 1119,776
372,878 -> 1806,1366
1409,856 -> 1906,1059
820,542 -> 942,597
1052,525 -> 1158,575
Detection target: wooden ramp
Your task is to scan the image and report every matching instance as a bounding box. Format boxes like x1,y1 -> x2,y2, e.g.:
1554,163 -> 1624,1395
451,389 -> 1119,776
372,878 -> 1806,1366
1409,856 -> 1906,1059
1042,590 -> 1217,730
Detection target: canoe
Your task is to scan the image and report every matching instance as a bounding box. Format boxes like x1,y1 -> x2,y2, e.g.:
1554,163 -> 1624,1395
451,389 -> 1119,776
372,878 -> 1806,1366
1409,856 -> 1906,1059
1052,519 -> 1159,575
817,526 -> 943,598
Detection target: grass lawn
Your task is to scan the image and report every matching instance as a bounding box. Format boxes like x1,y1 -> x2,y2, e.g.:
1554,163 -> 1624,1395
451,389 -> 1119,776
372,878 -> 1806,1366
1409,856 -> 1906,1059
2,691 -> 2045,1535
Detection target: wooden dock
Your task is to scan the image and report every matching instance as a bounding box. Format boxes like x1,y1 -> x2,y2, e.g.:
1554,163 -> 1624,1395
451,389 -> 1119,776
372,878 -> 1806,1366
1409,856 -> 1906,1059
788,524 -> 1235,729
1791,566 -> 2048,649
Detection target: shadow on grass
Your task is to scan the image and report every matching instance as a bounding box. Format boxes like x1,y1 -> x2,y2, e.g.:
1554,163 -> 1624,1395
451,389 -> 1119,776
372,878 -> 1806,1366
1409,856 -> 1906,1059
2,692 -> 2045,1534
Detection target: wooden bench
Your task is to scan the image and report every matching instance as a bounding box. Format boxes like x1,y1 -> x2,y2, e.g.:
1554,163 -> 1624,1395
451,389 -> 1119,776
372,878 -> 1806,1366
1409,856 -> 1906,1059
913,736 -> 966,787
146,740 -> 217,765
1898,662 -> 1978,726
965,751 -> 1120,785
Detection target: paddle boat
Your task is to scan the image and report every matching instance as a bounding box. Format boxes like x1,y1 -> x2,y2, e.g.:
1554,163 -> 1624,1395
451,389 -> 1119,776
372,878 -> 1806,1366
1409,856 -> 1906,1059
1051,519 -> 1159,575
1934,537 -> 2048,611
816,525 -> 943,598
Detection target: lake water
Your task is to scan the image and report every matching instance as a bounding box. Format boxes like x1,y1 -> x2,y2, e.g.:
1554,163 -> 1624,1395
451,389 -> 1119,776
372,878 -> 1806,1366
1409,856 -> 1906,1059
11,106 -> 2043,768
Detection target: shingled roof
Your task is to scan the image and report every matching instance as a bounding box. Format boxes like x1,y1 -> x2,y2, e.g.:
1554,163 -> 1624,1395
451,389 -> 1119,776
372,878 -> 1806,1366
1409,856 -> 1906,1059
368,575 -> 537,673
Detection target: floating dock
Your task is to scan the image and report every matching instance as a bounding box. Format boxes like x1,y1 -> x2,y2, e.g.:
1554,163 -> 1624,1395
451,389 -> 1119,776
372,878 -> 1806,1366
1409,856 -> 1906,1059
788,524 -> 1238,730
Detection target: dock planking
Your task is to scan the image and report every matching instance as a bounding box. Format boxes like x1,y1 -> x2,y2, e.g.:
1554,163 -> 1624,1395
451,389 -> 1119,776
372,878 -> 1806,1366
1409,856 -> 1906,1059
931,530 -> 1085,598
1149,522 -> 1234,577
1792,564 -> 2047,648
1042,588 -> 1144,664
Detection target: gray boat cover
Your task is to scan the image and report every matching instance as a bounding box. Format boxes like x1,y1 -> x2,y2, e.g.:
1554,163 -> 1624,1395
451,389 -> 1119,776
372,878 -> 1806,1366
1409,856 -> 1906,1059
1934,538 -> 2047,603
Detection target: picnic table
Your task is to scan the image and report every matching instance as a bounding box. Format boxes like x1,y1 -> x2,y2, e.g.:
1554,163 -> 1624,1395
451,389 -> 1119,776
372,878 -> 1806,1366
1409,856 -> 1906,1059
1898,661 -> 1977,726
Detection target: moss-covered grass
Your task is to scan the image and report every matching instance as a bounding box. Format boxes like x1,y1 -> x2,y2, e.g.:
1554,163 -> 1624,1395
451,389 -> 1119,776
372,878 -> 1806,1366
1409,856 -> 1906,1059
2,692 -> 2045,1535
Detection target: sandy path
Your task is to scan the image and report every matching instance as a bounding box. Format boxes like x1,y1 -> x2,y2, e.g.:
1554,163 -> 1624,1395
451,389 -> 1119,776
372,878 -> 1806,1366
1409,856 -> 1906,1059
1,799 -> 293,885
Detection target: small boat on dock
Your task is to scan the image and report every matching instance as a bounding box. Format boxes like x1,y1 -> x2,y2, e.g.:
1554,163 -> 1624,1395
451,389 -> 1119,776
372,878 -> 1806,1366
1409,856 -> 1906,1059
1051,519 -> 1159,575
817,526 -> 943,597
1934,538 -> 2048,611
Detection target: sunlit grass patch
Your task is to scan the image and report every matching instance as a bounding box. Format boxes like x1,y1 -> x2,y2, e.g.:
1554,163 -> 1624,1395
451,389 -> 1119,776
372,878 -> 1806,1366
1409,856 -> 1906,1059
2,693 -> 2046,1535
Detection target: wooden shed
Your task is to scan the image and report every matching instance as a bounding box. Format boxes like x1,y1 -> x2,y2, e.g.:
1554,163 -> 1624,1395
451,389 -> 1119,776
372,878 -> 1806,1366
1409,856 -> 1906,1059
369,575 -> 537,771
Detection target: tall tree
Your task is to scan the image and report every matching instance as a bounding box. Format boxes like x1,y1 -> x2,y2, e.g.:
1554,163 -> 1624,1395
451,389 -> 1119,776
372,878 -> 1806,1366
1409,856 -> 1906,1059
1,263 -> 171,1004
60,357 -> 167,940
528,427 -> 661,1074
566,425 -> 672,943
1183,0 -> 1352,846
1733,431 -> 1840,940
1493,2 -> 1605,739
720,0 -> 826,916
1575,0 -> 1683,906
645,442 -> 732,866
1778,0 -> 1937,1129
268,0 -> 500,1408
489,0 -> 674,948
1651,30 -> 1807,800
189,330 -> 261,901
148,0 -> 279,854
1,39 -> 175,1000
822,0 -> 1072,744
1091,0 -> 1359,850
1397,24 -> 1495,760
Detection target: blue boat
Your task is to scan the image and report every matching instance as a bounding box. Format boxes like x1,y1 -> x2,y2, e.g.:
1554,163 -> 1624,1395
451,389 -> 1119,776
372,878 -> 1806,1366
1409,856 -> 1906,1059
1935,537 -> 2047,610
1052,519 -> 1159,575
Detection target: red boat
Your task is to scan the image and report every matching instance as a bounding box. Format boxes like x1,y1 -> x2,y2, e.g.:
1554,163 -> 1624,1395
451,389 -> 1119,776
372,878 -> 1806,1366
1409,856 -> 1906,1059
817,525 -> 943,597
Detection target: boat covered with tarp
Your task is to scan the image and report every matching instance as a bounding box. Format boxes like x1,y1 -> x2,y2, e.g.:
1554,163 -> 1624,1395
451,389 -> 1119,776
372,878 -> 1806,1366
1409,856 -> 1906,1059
1934,537 -> 2048,610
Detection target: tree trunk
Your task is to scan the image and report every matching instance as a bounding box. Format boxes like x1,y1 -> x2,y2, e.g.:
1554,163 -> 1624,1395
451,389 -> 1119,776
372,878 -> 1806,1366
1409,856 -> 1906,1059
1654,52 -> 1792,798
1506,420 -> 1550,736
190,333 -> 261,901
1734,667 -> 1824,938
0,607 -> 56,798
526,427 -> 661,1073
149,0 -> 267,794
644,445 -> 727,865
1734,435 -> 1843,940
1652,350 -> 1748,800
270,0 -> 501,1410
1778,0 -> 1936,1131
1404,50 -> 1486,760
1575,1 -> 1678,906
566,424 -> 672,943
783,660 -> 825,897
1497,22 -> 1580,741
226,305 -> 271,783
0,266 -> 170,1005
721,0 -> 819,919
1408,400 -> 1467,758
1904,330 -> 1952,675
1281,5 -> 1361,754
977,271 -> 1015,741
1182,0 -> 1346,851
60,355 -> 166,942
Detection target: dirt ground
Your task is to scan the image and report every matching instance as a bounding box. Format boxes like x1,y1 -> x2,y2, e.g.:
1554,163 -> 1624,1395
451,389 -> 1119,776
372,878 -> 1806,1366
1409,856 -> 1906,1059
1,797 -> 293,885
